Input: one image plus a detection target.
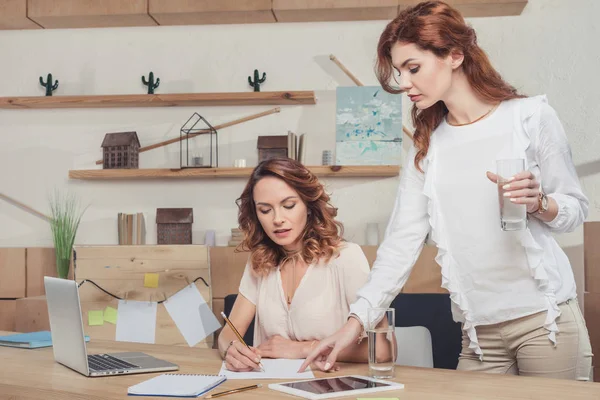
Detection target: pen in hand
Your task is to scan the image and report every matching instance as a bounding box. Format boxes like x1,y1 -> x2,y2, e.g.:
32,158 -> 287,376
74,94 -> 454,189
220,311 -> 265,372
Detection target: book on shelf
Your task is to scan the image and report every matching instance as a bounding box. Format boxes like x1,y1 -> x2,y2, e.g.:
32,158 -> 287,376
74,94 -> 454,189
118,212 -> 146,245
287,131 -> 306,164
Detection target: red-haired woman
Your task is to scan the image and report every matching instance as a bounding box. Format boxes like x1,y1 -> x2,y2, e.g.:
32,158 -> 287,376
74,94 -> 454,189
302,1 -> 591,380
217,158 -> 371,372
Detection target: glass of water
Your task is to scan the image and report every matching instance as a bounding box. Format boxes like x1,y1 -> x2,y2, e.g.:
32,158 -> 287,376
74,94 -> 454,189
496,158 -> 527,231
367,307 -> 396,379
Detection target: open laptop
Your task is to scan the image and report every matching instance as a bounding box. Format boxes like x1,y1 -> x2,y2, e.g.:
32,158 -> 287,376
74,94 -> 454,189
44,276 -> 179,377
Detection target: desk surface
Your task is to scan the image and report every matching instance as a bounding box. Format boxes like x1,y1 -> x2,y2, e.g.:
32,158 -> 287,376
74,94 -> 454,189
0,332 -> 598,399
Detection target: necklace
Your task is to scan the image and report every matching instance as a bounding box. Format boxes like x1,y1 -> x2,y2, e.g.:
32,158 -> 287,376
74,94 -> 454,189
282,249 -> 301,306
287,257 -> 296,305
446,103 -> 499,127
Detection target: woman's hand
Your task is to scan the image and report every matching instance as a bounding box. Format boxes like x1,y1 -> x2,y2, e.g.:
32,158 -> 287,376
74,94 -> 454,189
257,335 -> 310,359
299,317 -> 362,372
223,340 -> 262,372
487,170 -> 540,213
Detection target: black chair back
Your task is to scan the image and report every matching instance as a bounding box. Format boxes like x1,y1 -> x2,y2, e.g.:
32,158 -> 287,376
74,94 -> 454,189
390,293 -> 462,369
223,294 -> 255,346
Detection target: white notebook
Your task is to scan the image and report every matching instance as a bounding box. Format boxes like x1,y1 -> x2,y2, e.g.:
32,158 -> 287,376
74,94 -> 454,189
127,373 -> 226,397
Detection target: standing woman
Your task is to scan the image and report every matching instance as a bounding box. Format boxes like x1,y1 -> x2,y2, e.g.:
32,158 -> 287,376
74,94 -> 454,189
301,1 -> 591,380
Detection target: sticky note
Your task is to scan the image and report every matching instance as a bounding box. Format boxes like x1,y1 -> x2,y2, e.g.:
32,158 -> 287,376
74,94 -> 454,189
144,273 -> 159,288
88,310 -> 104,326
104,306 -> 118,324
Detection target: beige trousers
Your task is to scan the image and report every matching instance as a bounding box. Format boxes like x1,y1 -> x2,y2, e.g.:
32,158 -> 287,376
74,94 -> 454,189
457,299 -> 593,380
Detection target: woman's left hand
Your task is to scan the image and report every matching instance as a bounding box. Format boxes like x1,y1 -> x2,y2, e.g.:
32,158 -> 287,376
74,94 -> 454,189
486,170 -> 540,213
257,335 -> 310,359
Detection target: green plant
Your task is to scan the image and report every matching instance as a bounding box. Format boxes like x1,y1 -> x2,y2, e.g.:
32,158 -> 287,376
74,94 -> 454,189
39,73 -> 59,96
248,69 -> 266,92
142,71 -> 160,94
49,191 -> 86,279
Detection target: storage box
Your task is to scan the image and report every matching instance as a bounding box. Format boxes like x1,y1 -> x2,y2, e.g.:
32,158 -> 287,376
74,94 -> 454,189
0,248 -> 26,299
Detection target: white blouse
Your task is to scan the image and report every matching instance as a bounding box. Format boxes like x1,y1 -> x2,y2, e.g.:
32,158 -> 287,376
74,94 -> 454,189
239,242 -> 370,346
350,95 -> 588,358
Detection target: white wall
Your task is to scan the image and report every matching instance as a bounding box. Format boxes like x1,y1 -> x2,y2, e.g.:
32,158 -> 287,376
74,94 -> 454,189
0,0 -> 598,300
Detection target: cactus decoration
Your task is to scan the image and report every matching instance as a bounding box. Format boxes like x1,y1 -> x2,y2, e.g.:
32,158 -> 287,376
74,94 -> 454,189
39,73 -> 59,96
141,71 -> 160,94
248,69 -> 266,92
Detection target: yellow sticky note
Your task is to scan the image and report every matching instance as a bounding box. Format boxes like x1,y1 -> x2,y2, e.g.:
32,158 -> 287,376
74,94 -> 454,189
103,306 -> 118,325
88,310 -> 104,326
144,273 -> 159,288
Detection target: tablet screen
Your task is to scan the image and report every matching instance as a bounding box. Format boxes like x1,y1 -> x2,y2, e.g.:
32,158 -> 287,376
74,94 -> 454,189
282,376 -> 391,394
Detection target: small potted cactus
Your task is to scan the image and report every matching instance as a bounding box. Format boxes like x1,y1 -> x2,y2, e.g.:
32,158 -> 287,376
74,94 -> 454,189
142,71 -> 160,94
248,69 -> 266,92
39,73 -> 59,96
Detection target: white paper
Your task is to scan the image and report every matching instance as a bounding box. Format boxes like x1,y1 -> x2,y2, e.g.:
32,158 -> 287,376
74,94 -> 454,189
115,300 -> 157,344
164,284 -> 221,347
219,358 -> 315,379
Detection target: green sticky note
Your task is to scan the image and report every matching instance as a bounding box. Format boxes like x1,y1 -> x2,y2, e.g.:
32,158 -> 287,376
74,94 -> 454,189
103,306 -> 118,324
88,310 -> 104,326
144,273 -> 159,288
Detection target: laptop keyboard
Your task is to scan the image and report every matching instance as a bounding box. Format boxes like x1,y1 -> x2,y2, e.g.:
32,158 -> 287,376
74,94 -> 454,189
88,354 -> 141,372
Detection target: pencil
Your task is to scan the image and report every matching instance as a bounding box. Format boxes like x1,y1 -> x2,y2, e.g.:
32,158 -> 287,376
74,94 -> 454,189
204,384 -> 262,399
220,311 -> 265,372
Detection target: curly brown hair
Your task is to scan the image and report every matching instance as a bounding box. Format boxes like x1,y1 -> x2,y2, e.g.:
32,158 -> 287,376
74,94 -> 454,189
236,158 -> 344,275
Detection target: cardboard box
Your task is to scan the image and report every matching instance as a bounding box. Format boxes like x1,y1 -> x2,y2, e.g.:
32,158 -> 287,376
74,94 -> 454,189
212,298 -> 224,349
25,248 -> 57,297
210,247 -> 250,299
0,248 -> 26,298
585,222 -> 600,293
15,295 -> 50,333
364,245 -> 446,294
584,292 -> 600,365
0,300 -> 17,331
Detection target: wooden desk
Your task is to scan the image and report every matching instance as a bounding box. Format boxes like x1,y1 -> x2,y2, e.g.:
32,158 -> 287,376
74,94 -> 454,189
0,332 -> 598,399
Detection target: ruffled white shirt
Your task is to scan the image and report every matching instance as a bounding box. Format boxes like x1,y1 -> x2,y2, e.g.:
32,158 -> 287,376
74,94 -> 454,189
350,95 -> 588,358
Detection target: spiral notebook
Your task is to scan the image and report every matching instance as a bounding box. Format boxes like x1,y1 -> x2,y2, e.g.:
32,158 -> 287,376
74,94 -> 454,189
127,373 -> 226,397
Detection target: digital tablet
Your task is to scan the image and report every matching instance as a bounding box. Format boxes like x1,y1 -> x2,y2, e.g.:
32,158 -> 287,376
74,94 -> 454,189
268,375 -> 403,399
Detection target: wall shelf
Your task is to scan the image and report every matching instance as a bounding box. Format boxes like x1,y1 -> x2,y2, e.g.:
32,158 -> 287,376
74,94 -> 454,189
0,91 -> 316,109
1,1 -> 528,31
68,165 -> 400,180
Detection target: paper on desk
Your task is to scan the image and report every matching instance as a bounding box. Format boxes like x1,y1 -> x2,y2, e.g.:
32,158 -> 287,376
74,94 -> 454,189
115,300 -> 157,344
219,358 -> 315,379
164,284 -> 221,347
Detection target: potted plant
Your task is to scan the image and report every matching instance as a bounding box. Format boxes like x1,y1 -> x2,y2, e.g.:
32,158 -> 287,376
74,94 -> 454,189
49,191 -> 86,279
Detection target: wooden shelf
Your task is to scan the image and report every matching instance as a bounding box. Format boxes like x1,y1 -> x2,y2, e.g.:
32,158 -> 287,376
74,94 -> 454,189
27,0 -> 155,29
149,0 -> 276,25
0,0 -> 41,29
68,165 -> 400,180
0,0 -> 528,31
0,91 -> 316,109
273,0 -> 528,21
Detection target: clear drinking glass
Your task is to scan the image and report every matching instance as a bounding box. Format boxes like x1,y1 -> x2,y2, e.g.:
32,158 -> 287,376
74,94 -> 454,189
367,308 -> 396,379
496,158 -> 527,231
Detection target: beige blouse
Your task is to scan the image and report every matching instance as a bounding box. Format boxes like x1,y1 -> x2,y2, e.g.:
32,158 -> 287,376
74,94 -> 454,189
238,242 -> 370,346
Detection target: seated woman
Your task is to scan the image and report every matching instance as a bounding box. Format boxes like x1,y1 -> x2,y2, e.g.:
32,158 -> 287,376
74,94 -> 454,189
217,158 -> 371,372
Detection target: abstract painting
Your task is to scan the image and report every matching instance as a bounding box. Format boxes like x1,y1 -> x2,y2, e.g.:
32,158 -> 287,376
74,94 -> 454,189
335,86 -> 402,165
